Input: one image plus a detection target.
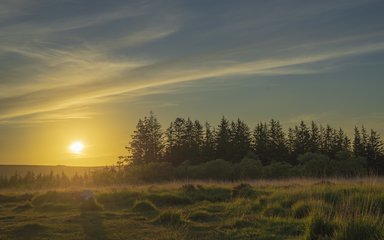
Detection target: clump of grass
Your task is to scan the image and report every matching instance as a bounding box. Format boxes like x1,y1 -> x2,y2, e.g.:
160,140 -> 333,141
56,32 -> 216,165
188,210 -> 215,222
231,218 -> 254,229
305,214 -> 336,240
80,196 -> 103,211
154,210 -> 185,226
97,191 -> 141,209
13,201 -> 34,212
147,193 -> 191,206
32,191 -> 77,205
38,203 -> 72,211
0,193 -> 34,203
335,218 -> 384,240
292,201 -> 313,219
232,183 -> 255,198
263,205 -> 289,218
182,186 -> 232,202
132,200 -> 158,212
12,223 -> 49,236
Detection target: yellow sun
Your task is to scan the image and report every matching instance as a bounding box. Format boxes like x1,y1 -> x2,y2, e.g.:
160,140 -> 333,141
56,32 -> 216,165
69,141 -> 84,154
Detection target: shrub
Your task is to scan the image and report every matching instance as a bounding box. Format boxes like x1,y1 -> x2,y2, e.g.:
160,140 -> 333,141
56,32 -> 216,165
187,159 -> 233,180
263,161 -> 293,179
238,157 -> 263,179
298,152 -> 332,177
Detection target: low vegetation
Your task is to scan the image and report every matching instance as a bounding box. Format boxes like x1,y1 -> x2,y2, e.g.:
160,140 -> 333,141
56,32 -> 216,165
0,179 -> 383,239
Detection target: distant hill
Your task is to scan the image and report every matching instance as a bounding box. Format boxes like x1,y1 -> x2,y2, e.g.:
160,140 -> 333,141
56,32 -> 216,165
0,165 -> 102,178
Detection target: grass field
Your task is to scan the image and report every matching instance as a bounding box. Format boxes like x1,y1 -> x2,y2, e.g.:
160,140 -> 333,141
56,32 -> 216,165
1,178 -> 384,240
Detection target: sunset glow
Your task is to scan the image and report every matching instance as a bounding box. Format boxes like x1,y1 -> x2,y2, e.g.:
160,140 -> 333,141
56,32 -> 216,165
68,141 -> 84,155
0,0 -> 383,166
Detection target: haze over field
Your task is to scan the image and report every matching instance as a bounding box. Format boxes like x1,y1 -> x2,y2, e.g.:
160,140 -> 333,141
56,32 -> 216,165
1,0 -> 384,166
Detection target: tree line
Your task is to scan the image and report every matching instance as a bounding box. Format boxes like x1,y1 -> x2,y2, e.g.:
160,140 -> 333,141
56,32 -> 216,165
121,112 -> 384,175
0,171 -> 92,189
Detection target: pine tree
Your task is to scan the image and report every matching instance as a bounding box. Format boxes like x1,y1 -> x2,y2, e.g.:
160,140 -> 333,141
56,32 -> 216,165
253,122 -> 269,165
128,112 -> 163,165
202,122 -> 216,162
231,118 -> 251,162
216,116 -> 232,160
267,119 -> 287,162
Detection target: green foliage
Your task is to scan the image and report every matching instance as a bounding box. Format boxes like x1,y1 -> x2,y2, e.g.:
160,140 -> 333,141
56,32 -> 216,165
237,157 -> 263,179
263,161 -> 293,178
298,152 -> 332,177
187,159 -> 234,180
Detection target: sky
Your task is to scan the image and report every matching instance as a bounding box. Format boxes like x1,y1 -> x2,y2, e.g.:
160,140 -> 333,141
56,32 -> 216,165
1,0 -> 384,166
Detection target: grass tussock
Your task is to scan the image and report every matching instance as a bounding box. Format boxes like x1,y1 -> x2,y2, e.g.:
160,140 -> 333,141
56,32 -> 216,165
1,178 -> 384,239
132,200 -> 158,212
13,201 -> 34,212
154,210 -> 186,226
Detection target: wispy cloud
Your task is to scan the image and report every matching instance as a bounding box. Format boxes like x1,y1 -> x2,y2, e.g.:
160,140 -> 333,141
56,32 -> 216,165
1,0 -> 384,123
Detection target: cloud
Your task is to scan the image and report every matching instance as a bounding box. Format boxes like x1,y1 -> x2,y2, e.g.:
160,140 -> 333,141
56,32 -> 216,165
1,0 -> 384,123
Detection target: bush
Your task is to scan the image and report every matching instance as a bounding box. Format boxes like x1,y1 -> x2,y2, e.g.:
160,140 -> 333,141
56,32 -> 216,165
237,157 -> 263,179
187,159 -> 233,180
298,153 -> 332,177
263,161 -> 293,179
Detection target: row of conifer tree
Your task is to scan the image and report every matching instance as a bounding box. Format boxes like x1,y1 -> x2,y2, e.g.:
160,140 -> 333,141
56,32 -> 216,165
122,112 -> 384,174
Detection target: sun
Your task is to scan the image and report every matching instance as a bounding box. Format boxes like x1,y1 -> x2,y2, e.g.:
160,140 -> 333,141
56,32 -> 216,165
68,141 -> 84,154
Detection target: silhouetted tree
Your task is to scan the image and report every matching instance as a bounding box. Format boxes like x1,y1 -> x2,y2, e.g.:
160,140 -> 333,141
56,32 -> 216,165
267,119 -> 288,162
128,112 -> 163,165
253,122 -> 269,165
202,122 -> 216,162
230,119 -> 251,162
216,116 -> 232,160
